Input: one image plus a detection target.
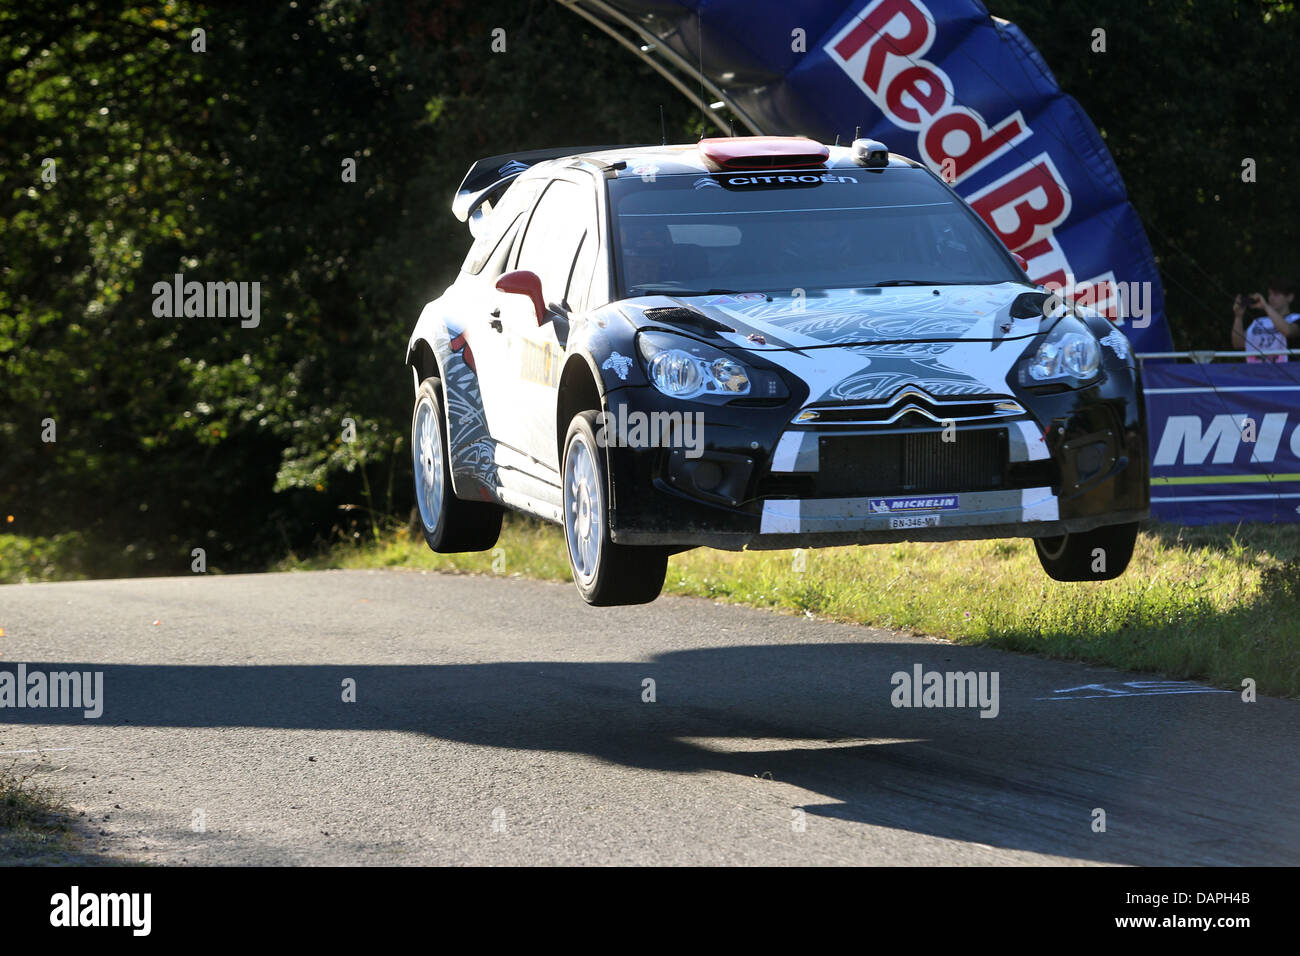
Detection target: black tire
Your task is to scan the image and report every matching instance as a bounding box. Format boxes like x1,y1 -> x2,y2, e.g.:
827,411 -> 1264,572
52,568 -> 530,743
411,377 -> 503,553
561,410 -> 670,606
1034,521 -> 1138,582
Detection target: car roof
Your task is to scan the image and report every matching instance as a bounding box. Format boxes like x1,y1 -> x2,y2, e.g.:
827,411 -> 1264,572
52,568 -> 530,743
452,138 -> 928,226
538,142 -> 923,179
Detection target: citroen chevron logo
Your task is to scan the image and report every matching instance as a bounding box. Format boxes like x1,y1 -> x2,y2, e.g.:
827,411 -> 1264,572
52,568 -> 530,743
895,403 -> 944,423
887,387 -> 936,405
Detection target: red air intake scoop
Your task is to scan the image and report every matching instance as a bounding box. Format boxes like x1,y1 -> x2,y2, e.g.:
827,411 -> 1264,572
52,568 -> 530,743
698,136 -> 830,171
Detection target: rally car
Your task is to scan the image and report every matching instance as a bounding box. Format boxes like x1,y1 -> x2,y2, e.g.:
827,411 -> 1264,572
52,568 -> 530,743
406,136 -> 1149,605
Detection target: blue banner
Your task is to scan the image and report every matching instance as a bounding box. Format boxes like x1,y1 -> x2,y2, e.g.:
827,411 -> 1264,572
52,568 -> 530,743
1145,363 -> 1300,525
578,0 -> 1175,353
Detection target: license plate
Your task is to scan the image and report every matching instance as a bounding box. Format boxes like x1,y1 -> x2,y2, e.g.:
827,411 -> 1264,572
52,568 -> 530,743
890,515 -> 941,529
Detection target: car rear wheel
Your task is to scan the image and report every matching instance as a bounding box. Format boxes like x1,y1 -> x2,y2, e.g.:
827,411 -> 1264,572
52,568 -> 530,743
1034,521 -> 1138,581
412,377 -> 502,553
562,410 -> 670,606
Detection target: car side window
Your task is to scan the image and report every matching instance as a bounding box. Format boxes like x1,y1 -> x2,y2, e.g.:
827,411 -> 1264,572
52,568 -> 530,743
566,229 -> 598,314
462,178 -> 543,276
514,179 -> 596,309
483,215 -> 525,281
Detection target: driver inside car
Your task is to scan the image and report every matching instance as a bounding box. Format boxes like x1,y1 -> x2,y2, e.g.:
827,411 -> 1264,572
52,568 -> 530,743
775,217 -> 859,278
619,219 -> 674,290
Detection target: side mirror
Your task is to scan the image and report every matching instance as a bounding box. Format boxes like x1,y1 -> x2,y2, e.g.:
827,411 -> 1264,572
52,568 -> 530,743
495,270 -> 548,325
1011,252 -> 1029,273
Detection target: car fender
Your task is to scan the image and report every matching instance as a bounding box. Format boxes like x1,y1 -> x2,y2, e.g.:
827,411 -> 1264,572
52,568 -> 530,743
566,306 -> 648,394
406,293 -> 500,502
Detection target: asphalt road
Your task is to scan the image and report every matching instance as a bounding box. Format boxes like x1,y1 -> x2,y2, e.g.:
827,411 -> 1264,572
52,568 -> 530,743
1,569 -> 1296,865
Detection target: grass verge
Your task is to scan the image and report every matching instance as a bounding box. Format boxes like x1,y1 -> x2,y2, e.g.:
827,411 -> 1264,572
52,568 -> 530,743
282,515 -> 1300,699
0,758 -> 79,864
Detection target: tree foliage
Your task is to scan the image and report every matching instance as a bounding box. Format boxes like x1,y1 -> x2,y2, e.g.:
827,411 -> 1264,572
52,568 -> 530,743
1,0 -> 697,571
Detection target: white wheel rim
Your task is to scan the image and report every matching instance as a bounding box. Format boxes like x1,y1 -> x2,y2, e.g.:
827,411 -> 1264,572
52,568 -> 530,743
564,432 -> 602,586
413,396 -> 444,531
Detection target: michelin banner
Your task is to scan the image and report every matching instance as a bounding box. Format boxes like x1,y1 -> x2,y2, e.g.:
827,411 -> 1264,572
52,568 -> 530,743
574,0 -> 1175,353
1146,363 -> 1300,525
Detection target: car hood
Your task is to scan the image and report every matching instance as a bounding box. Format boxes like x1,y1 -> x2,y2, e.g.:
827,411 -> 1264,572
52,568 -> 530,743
620,283 -> 1064,403
624,283 -> 1048,350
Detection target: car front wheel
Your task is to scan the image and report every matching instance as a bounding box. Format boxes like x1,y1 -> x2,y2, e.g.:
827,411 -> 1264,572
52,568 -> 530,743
412,377 -> 502,553
562,410 -> 670,606
1034,521 -> 1138,581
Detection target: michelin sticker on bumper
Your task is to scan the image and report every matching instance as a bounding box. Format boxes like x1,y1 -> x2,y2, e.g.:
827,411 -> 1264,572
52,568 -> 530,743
869,495 -> 960,514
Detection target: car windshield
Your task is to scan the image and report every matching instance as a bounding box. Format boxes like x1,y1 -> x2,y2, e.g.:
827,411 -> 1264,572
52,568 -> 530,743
608,167 -> 1020,298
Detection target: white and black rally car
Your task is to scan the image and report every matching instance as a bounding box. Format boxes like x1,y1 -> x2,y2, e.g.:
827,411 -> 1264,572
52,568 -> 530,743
406,136 -> 1149,605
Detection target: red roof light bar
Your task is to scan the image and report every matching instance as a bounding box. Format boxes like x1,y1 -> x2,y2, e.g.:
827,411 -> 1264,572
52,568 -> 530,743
698,136 -> 830,171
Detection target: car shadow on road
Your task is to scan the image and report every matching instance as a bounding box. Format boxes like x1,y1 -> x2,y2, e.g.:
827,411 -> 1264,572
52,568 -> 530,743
2,641 -> 1295,865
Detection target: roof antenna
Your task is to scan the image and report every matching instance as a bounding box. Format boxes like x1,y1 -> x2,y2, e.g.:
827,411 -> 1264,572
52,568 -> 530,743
697,14 -> 708,137
728,118 -> 735,137
854,125 -> 861,142
833,133 -> 840,146
659,104 -> 666,146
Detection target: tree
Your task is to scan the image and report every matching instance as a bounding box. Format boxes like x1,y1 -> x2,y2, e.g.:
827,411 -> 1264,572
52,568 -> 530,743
0,0 -> 696,572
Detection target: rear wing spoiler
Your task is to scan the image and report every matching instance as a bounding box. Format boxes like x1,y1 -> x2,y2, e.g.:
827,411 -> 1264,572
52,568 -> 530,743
451,145 -> 635,229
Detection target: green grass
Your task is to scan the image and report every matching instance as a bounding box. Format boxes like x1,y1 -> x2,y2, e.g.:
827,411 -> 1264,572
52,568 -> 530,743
0,756 -> 137,865
284,515 -> 1300,699
0,758 -> 79,864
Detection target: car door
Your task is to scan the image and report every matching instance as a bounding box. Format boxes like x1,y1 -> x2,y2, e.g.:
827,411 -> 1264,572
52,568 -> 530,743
497,176 -> 602,478
461,178 -> 543,475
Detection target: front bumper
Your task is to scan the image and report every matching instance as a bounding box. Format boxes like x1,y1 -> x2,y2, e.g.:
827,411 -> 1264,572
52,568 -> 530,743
603,366 -> 1150,551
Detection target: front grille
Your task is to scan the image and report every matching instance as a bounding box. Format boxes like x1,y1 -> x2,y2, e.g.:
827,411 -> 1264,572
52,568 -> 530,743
796,393 -> 1022,427
813,429 -> 1007,497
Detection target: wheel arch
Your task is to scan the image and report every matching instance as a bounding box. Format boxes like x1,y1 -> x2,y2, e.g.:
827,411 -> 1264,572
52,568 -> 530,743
408,333 -> 483,501
556,352 -> 607,464
407,337 -> 442,394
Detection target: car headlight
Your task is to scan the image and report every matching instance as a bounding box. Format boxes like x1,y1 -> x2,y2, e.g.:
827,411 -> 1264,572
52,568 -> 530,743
1019,318 -> 1102,385
637,331 -> 752,399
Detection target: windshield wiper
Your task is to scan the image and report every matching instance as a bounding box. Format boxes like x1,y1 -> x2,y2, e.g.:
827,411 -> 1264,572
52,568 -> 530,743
629,286 -> 747,296
870,279 -> 966,287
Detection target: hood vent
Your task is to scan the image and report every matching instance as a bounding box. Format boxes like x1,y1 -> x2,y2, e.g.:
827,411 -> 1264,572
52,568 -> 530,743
641,307 -> 734,333
1009,291 -> 1052,319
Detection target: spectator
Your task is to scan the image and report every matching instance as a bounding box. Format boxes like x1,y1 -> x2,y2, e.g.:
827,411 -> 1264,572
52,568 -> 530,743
1232,278 -> 1299,362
